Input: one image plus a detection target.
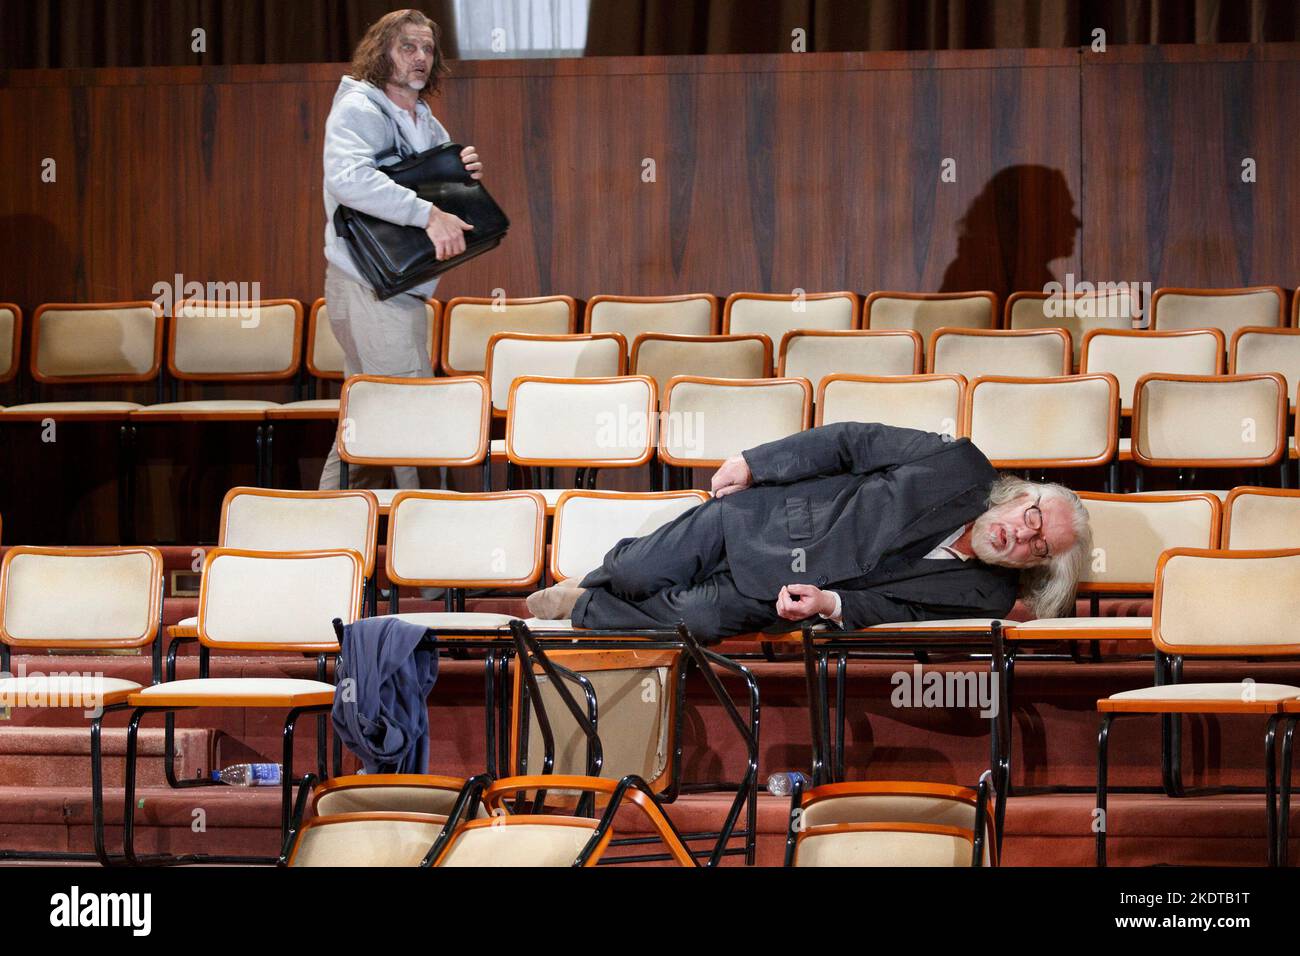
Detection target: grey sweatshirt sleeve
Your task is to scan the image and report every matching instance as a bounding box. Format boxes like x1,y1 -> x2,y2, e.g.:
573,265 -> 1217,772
323,96 -> 433,228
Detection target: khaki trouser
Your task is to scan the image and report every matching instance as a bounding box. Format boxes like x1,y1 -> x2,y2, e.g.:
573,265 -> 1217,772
318,263 -> 437,490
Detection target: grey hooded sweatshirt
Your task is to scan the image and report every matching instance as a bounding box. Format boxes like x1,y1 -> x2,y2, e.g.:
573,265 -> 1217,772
322,75 -> 451,298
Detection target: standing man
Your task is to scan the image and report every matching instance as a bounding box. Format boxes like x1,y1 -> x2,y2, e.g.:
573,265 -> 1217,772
319,8 -> 483,490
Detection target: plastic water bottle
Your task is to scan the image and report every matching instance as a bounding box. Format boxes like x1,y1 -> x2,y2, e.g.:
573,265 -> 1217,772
766,771 -> 810,796
214,763 -> 282,786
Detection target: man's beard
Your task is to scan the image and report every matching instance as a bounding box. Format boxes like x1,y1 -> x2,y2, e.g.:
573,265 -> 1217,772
968,512 -> 1035,569
395,67 -> 428,92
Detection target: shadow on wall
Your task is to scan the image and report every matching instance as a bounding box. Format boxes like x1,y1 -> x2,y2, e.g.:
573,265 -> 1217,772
0,214 -> 79,312
938,165 -> 1081,301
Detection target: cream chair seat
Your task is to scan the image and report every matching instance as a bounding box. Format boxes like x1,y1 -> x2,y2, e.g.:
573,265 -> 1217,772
1108,683 -> 1300,703
1,401 -> 144,420
267,399 -> 340,420
132,677 -> 336,707
866,618 -> 1000,631
372,611 -> 520,629
131,399 -> 279,419
0,675 -> 142,707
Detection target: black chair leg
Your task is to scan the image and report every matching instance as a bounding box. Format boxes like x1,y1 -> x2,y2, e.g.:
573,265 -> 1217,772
1280,716 -> 1297,867
90,705 -> 127,866
1267,714 -> 1280,867
1096,713 -> 1114,867
122,708 -> 146,866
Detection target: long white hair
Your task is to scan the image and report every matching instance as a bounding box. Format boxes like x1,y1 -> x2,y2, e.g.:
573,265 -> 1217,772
985,475 -> 1091,618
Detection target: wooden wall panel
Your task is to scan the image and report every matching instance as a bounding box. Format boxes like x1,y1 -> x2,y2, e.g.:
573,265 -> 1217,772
1081,45 -> 1300,292
0,49 -> 1092,314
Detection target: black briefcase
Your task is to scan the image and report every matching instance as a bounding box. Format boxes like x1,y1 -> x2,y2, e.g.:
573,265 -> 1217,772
333,141 -> 510,300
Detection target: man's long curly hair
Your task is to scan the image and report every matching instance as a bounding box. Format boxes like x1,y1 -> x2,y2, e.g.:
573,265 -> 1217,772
349,9 -> 450,100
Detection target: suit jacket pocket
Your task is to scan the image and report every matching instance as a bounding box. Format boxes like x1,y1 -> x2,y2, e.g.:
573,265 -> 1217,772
785,496 -> 813,540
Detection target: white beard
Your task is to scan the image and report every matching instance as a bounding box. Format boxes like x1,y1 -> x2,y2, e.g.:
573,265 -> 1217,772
969,513 -> 1033,568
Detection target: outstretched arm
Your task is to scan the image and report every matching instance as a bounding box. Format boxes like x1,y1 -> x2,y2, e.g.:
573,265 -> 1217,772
741,422 -> 952,487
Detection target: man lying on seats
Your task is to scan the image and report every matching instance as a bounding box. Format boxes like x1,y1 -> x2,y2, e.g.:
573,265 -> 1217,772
527,422 -> 1091,640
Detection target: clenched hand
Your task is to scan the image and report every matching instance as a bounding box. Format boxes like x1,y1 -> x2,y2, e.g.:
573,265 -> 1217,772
775,584 -> 834,621
710,454 -> 752,499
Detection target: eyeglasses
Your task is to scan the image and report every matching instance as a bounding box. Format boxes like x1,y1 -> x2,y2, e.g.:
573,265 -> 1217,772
1023,498 -> 1050,559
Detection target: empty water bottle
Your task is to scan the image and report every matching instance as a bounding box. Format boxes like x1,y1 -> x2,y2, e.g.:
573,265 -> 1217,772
214,763 -> 282,786
766,771 -> 810,796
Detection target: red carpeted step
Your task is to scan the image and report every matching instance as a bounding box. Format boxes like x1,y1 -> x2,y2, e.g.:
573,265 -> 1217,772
0,728 -> 211,788
4,654 -> 1296,794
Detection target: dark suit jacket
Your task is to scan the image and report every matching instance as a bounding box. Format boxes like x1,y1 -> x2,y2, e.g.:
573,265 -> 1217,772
725,422 -> 1019,629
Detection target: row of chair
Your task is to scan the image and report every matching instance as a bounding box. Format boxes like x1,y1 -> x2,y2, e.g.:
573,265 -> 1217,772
171,483 -> 1300,624
322,372 -> 1298,500
284,770 -> 997,867
1,284 -> 1295,396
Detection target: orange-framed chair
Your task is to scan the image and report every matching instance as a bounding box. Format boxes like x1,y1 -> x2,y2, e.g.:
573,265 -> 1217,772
11,299 -> 165,405
783,774 -> 997,867
118,547 -> 364,866
929,326 -> 1071,380
440,294 -> 577,377
1095,548 -> 1300,866
162,486 -> 379,783
960,373 -> 1120,483
130,297 -> 304,487
548,489 -> 709,586
1081,328 -> 1227,481
778,328 -> 923,388
584,293 -> 719,338
388,773 -> 695,868
1129,373 -> 1287,493
484,331 -> 627,418
722,291 -> 859,371
0,545 -> 164,864
657,375 -> 812,489
815,373 -> 965,437
1080,326 -> 1225,418
335,373 -> 491,509
269,296 -> 441,422
1004,287 -> 1139,366
504,375 -> 657,509
0,300 -> 165,542
506,646 -> 688,801
1150,285 -> 1287,340
376,489 -> 546,621
1229,327 -> 1300,479
277,771 -> 488,866
1223,486 -> 1300,550
630,333 -> 771,398
863,290 -> 997,358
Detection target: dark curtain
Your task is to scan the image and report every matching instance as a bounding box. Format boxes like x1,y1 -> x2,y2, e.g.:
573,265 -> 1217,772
584,0 -> 1300,55
0,0 -> 458,69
